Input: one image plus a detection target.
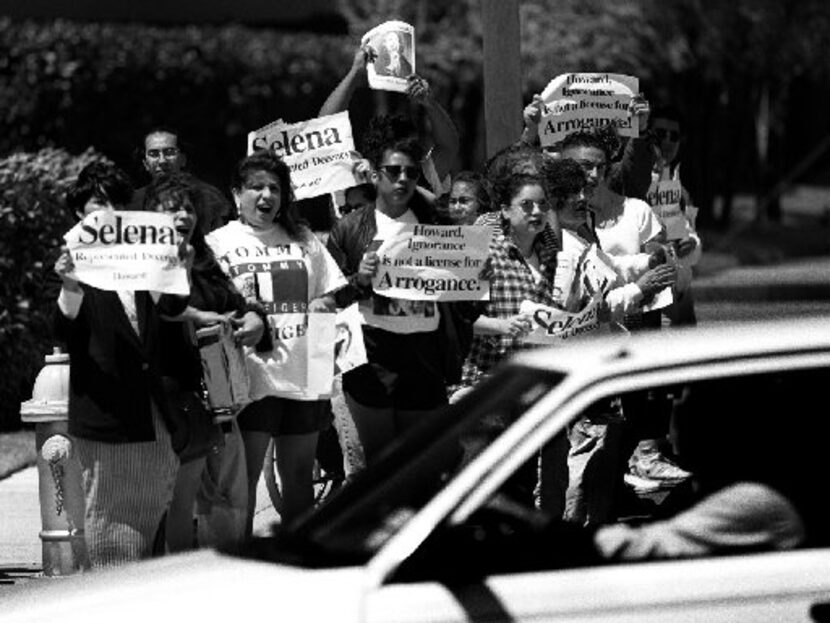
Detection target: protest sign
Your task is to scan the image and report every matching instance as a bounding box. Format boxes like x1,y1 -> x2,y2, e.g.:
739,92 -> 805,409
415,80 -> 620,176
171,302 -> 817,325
247,112 -> 360,200
371,224 -> 490,301
248,312 -> 337,399
362,20 -> 415,93
553,241 -> 619,312
334,304 -> 367,376
64,210 -> 189,294
520,296 -> 604,343
539,73 -> 639,147
648,177 -> 689,241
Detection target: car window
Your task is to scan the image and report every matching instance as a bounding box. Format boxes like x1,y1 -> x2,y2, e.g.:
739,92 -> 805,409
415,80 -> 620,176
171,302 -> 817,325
290,366 -> 566,563
390,365 -> 830,583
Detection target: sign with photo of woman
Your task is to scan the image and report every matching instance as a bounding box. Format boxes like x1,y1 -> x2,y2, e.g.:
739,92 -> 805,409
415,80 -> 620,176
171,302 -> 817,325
361,20 -> 415,93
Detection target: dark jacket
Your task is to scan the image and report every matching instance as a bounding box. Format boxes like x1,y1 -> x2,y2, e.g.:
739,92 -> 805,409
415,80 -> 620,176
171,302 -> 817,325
47,270 -> 188,443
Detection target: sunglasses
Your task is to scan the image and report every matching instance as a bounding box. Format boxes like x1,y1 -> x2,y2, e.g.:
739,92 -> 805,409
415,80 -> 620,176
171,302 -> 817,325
448,196 -> 476,206
511,199 -> 552,214
146,147 -> 180,159
654,128 -> 681,142
378,165 -> 420,181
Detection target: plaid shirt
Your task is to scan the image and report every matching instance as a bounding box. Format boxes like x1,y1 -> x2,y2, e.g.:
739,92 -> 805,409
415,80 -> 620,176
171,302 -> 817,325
460,221 -> 560,387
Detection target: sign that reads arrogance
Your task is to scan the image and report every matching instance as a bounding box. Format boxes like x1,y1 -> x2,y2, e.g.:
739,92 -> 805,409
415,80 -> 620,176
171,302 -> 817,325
64,210 -> 189,294
372,224 -> 490,301
247,112 -> 360,200
539,73 -> 639,147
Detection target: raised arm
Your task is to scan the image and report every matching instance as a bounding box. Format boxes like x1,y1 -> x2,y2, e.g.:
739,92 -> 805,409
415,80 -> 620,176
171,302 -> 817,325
318,45 -> 375,117
407,75 -> 459,184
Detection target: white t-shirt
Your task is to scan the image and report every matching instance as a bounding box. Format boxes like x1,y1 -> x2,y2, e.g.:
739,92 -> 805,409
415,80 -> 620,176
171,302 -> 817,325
359,208 -> 441,334
206,220 -> 347,401
594,197 -> 663,256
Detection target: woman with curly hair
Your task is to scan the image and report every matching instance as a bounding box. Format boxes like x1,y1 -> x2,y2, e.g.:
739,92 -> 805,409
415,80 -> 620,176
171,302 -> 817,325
206,151 -> 347,529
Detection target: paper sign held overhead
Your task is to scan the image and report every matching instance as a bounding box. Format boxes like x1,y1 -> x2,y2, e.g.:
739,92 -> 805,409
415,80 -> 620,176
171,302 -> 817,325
247,112 -> 360,201
539,73 -> 639,147
362,20 -> 415,93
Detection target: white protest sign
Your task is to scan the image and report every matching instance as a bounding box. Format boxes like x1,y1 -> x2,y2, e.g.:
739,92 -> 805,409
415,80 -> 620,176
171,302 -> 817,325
648,177 -> 689,241
247,112 -> 360,200
539,73 -> 639,147
334,304 -> 367,376
553,241 -> 619,312
64,210 -> 189,294
249,312 -> 337,399
371,224 -> 490,302
362,20 -> 415,93
520,296 -> 604,343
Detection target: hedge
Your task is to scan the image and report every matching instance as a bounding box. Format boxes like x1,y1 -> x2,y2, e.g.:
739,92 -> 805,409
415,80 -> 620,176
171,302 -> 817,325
0,147 -> 109,429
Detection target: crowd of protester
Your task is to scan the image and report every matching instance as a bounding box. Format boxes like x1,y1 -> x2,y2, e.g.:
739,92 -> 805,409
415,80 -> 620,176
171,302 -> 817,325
40,33 -> 746,572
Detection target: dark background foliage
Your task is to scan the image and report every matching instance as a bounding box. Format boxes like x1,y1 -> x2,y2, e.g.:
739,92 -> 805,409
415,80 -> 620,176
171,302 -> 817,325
3,0 -> 830,428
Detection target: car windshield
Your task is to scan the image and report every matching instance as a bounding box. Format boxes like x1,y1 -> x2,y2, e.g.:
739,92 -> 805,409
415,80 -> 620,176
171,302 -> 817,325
273,366 -> 565,565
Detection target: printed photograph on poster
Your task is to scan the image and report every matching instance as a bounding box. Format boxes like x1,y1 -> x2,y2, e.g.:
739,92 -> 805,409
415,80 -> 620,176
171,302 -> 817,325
361,20 -> 415,93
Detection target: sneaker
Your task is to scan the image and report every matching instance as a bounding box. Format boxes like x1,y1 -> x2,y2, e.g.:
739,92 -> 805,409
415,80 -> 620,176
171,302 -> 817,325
623,472 -> 663,494
629,450 -> 692,483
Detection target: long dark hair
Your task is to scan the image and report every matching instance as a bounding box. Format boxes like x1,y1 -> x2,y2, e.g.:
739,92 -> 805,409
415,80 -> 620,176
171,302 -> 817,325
231,150 -> 306,241
144,172 -> 225,282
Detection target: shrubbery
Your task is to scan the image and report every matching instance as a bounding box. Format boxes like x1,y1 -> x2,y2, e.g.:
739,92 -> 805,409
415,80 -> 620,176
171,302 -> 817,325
0,147 -> 108,429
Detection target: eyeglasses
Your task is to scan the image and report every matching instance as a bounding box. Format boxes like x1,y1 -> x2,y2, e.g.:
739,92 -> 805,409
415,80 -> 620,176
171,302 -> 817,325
511,199 -> 552,214
146,147 -> 180,159
448,196 -> 476,206
654,129 -> 681,142
378,165 -> 420,181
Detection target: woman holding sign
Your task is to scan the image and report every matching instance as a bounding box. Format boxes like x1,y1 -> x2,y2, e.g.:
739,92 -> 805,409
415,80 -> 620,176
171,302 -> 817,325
148,173 -> 266,553
48,162 -> 189,567
207,151 -> 347,529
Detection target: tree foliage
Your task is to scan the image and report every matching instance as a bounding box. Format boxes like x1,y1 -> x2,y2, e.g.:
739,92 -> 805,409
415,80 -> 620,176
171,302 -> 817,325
0,147 -> 108,429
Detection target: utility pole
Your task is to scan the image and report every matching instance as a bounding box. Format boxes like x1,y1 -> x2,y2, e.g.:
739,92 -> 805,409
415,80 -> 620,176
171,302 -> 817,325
480,0 -> 523,158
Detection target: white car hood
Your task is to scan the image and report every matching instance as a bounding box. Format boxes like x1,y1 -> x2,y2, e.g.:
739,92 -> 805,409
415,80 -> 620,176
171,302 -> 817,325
3,550 -> 368,623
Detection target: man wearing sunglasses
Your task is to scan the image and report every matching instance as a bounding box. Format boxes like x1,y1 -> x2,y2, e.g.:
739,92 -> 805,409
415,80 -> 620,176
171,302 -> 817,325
130,127 -> 234,234
327,129 -> 469,468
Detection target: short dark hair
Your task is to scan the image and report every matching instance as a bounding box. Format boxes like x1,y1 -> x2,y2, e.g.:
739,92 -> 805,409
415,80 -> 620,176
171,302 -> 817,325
231,150 -> 305,240
66,162 -> 133,214
483,142 -> 544,181
541,158 -> 587,208
558,124 -> 621,163
360,113 -> 425,168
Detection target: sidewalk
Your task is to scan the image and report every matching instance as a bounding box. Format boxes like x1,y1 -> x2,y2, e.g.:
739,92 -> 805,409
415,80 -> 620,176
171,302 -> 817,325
0,464 -> 279,583
694,254 -> 830,303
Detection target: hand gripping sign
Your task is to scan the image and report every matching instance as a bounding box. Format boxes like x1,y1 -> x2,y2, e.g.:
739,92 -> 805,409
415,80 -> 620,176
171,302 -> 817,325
539,73 -> 639,147
362,20 -> 416,93
64,210 -> 189,294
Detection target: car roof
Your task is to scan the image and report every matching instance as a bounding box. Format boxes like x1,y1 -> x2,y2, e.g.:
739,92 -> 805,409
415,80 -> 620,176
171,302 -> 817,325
511,315 -> 830,377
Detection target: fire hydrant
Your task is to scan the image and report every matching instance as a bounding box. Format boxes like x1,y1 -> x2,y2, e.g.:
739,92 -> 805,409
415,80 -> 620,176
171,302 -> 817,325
19,347 -> 89,575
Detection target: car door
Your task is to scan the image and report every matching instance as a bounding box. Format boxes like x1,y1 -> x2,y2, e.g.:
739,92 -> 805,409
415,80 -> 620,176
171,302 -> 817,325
364,355 -> 830,623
